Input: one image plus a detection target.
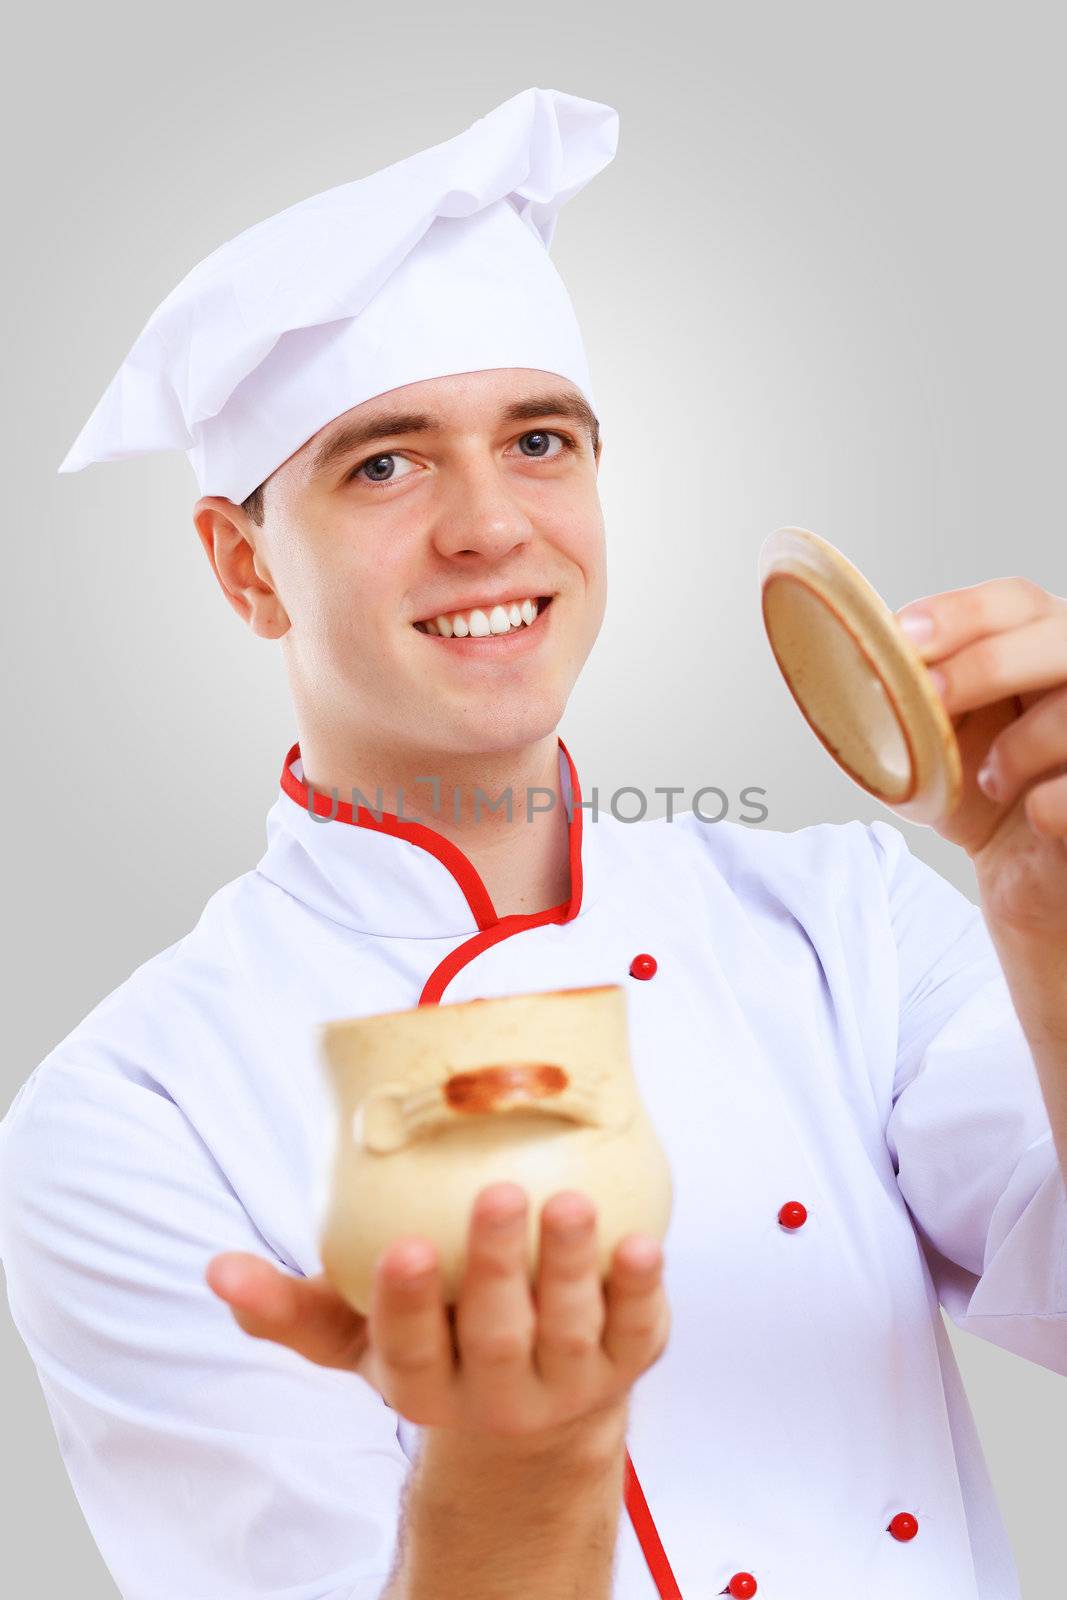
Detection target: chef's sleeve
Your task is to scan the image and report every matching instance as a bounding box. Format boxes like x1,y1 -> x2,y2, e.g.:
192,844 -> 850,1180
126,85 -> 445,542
869,817 -> 1067,1375
0,1052 -> 413,1600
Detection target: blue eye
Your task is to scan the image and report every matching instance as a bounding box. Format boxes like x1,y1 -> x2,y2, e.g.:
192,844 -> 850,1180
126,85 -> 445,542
350,430 -> 576,486
355,453 -> 416,484
518,431 -> 562,457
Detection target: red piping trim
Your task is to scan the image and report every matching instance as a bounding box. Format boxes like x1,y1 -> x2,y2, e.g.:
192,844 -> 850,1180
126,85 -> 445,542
279,738 -> 584,934
418,909 -> 568,1006
624,1453 -> 686,1598
278,743 -> 491,930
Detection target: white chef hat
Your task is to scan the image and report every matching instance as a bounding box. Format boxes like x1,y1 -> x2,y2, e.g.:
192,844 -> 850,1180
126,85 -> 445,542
57,87 -> 618,506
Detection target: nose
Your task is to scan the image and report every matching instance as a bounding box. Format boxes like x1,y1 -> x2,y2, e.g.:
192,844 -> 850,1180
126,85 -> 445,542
430,450 -> 535,562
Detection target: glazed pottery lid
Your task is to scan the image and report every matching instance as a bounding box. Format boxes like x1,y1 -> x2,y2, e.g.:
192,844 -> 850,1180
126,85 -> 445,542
758,527 -> 962,826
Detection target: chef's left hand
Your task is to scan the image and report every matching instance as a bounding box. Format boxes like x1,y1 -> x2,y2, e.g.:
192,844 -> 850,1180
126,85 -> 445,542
895,577 -> 1067,935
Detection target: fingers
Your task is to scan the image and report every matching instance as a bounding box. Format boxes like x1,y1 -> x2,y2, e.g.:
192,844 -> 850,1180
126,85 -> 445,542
533,1192 -> 605,1401
925,611 -> 1067,718
602,1235 -> 670,1378
454,1183 -> 538,1434
206,1252 -> 369,1370
897,578 -> 1060,666
206,1251 -> 302,1330
1028,768 -> 1067,838
206,1197 -> 672,1439
368,1240 -> 457,1426
977,682 -> 1067,809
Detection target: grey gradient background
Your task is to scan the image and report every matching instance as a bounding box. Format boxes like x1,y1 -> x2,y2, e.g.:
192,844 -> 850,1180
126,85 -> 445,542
3,1 -> 1065,1593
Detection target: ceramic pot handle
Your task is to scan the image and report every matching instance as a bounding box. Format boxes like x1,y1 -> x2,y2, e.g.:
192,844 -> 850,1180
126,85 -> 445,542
355,1062 -> 605,1154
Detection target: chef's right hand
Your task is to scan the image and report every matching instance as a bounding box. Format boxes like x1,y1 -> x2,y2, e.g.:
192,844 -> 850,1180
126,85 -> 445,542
206,1180 -> 670,1441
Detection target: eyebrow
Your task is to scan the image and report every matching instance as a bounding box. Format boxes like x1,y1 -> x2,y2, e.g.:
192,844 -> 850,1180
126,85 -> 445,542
309,390 -> 600,480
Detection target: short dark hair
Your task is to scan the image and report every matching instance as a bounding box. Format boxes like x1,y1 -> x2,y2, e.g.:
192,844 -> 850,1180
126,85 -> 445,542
241,481 -> 266,526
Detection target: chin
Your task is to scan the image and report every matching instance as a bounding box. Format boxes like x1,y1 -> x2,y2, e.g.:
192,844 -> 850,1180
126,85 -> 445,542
443,694 -> 567,757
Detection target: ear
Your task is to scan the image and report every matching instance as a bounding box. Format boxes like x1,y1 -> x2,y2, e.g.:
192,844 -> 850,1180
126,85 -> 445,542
193,498 -> 291,639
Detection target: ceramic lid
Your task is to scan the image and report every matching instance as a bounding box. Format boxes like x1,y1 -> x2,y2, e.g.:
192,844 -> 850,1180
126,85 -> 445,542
758,527 -> 962,825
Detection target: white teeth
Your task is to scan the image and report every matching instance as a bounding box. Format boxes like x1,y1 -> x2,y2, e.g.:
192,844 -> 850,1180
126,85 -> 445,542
417,595 -> 547,636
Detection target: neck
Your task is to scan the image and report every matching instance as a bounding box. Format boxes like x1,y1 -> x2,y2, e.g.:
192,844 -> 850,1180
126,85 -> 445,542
295,731 -> 573,917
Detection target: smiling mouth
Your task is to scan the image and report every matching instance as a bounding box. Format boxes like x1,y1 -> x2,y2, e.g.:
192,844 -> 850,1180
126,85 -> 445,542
412,595 -> 554,636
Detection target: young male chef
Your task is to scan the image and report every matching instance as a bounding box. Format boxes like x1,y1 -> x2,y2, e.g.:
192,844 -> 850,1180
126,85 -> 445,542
2,86 -> 1066,1600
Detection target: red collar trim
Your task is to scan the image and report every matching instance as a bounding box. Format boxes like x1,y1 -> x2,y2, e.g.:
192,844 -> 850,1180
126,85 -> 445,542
279,738 -> 585,933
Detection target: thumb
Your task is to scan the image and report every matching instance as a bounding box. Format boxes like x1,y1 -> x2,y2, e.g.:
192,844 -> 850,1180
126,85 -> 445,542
206,1252 -> 369,1371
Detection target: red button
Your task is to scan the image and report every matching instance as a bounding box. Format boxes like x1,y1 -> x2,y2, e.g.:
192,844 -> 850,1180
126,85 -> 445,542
722,1576 -> 757,1598
888,1512 -> 919,1542
778,1201 -> 808,1229
629,953 -> 658,980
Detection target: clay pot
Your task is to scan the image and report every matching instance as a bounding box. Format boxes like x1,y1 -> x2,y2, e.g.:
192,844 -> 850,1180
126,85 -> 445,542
317,984 -> 673,1314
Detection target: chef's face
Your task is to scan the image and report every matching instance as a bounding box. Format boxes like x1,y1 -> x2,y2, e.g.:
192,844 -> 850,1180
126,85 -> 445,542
194,369 -> 606,765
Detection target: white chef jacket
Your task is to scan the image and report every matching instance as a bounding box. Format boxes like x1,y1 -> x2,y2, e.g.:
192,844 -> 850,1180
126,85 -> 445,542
1,736 -> 1065,1600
